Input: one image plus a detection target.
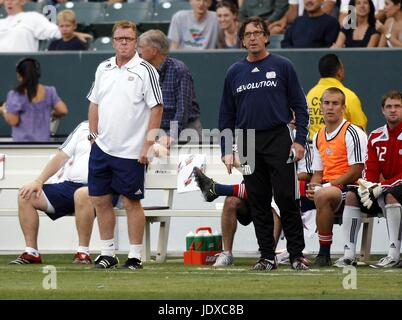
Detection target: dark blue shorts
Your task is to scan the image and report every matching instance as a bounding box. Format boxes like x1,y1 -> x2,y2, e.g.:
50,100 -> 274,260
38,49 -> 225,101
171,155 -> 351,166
43,181 -> 86,221
88,143 -> 145,200
236,199 -> 253,226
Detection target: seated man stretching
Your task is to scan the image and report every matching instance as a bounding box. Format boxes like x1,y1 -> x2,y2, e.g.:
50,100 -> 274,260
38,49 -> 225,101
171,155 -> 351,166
193,140 -> 313,269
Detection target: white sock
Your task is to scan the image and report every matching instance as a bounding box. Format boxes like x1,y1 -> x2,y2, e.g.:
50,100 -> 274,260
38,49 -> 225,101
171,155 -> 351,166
342,206 -> 362,260
128,244 -> 142,260
77,246 -> 89,255
101,239 -> 115,257
25,247 -> 39,257
385,203 -> 402,260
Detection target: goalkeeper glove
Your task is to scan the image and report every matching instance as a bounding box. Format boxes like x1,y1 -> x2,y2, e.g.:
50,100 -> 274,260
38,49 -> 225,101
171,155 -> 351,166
357,178 -> 382,209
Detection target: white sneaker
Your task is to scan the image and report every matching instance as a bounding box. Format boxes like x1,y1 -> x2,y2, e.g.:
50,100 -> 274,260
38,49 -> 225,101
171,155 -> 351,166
370,256 -> 399,268
276,250 -> 290,265
333,257 -> 357,268
212,252 -> 234,267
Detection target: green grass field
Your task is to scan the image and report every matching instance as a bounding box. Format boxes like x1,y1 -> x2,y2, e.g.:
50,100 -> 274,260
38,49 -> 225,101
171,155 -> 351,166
0,254 -> 401,300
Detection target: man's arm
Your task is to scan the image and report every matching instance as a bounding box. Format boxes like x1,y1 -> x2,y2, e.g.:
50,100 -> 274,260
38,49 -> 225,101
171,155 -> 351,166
287,62 -> 309,160
88,102 -> 99,137
280,23 -> 294,48
306,171 -> 323,200
19,151 -> 70,200
167,12 -> 182,50
140,105 -> 163,164
327,164 -> 365,186
324,19 -> 340,47
172,68 -> 193,138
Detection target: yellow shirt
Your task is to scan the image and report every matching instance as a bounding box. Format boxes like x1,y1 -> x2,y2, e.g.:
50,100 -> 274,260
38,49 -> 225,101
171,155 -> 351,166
306,78 -> 367,140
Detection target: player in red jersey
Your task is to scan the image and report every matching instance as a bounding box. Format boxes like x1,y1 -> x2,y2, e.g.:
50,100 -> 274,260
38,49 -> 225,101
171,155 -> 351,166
335,90 -> 402,268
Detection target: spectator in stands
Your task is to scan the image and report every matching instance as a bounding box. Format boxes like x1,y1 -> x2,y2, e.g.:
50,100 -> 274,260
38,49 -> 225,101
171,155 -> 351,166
138,30 -> 202,149
306,54 -> 367,140
168,0 -> 219,50
209,0 -> 240,11
339,0 -> 386,26
238,0 -> 288,27
306,87 -> 367,267
332,0 -> 380,47
48,10 -> 87,51
9,121 -> 99,265
0,58 -> 68,142
281,0 -> 339,48
335,90 -> 402,268
87,21 -> 163,270
0,0 -> 91,52
270,0 -> 339,34
377,0 -> 402,47
216,1 -> 241,48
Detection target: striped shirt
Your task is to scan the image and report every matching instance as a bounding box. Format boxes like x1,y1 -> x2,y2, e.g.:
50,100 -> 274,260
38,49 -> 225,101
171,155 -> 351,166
158,56 -> 200,137
87,53 -> 163,159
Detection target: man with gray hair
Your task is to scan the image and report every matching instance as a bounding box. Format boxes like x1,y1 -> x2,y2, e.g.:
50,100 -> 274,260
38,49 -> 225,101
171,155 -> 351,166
138,29 -> 202,148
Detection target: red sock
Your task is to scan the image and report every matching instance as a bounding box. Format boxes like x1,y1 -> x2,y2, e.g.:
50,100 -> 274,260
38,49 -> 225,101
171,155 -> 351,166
233,183 -> 248,200
318,232 -> 333,246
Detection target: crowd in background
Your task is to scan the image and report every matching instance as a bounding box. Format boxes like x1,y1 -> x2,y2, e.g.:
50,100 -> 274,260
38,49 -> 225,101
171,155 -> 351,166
0,0 -> 401,52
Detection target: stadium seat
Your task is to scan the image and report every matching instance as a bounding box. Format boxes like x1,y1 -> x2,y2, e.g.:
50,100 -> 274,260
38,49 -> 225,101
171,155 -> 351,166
269,34 -> 285,49
90,2 -> 153,37
90,36 -> 114,51
100,2 -> 152,24
149,0 -> 191,22
56,2 -> 104,26
138,0 -> 191,34
23,2 -> 44,13
0,5 -> 6,19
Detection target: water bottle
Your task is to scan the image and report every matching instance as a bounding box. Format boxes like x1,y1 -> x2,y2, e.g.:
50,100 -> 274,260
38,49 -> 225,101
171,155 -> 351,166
204,232 -> 215,251
185,231 -> 195,251
194,232 -> 206,251
213,231 -> 223,251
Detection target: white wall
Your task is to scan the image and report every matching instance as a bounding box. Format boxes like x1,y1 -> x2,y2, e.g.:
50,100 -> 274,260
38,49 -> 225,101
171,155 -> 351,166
0,189 -> 391,256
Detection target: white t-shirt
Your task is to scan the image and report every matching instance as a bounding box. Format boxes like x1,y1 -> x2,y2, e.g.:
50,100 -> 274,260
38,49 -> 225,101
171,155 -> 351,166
312,119 -> 368,171
0,11 -> 61,52
57,121 -> 91,184
289,0 -> 337,17
168,10 -> 218,49
340,0 -> 384,13
87,53 -> 163,159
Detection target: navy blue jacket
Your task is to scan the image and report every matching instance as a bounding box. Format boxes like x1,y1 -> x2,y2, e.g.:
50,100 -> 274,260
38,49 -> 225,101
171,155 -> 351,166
219,54 -> 309,155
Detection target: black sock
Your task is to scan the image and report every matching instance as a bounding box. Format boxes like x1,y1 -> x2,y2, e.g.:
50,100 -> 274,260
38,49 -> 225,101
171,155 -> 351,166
318,245 -> 331,256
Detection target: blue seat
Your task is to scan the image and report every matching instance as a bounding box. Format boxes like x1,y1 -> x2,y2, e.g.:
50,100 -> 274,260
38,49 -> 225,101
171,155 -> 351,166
269,34 -> 285,49
56,2 -> 104,25
90,36 -> 114,51
100,2 -> 152,24
149,0 -> 191,22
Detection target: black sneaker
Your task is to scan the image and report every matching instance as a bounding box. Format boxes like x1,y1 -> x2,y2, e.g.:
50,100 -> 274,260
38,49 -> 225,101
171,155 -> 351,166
94,255 -> 119,269
315,254 -> 331,267
291,256 -> 310,270
120,257 -> 143,270
193,167 -> 218,202
251,258 -> 277,271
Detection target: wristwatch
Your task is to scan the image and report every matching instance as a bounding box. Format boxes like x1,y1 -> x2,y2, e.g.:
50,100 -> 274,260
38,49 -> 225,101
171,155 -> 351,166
385,33 -> 392,40
87,132 -> 98,141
